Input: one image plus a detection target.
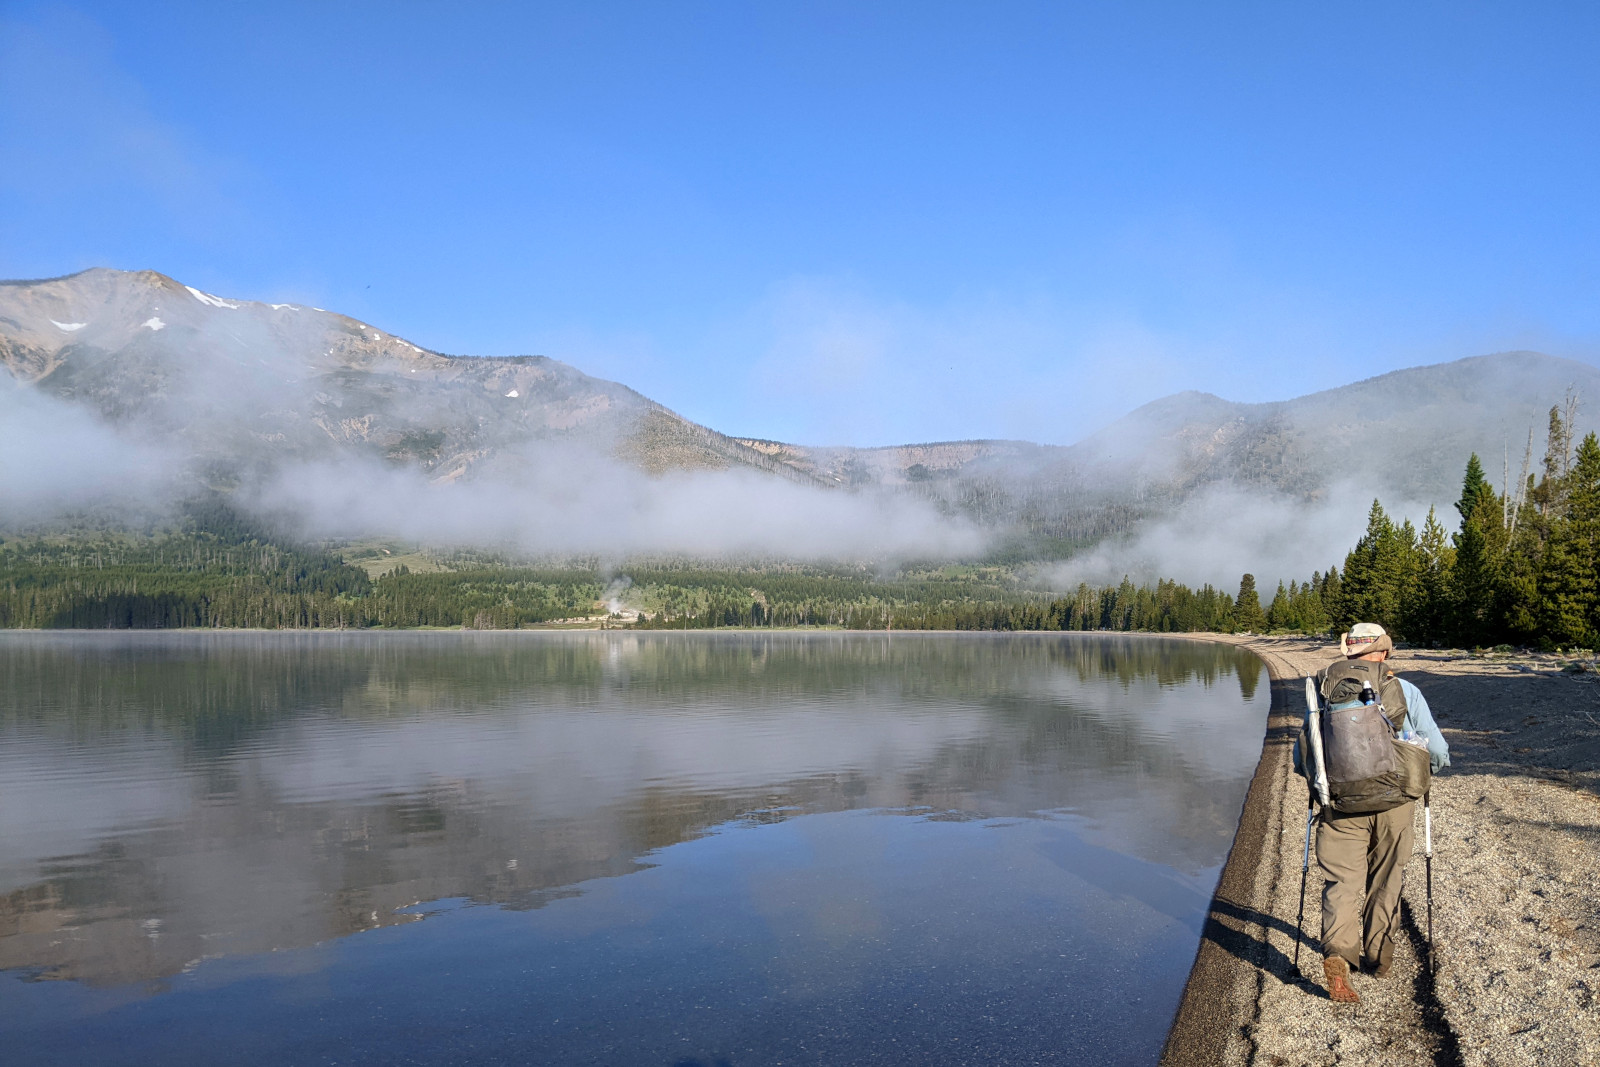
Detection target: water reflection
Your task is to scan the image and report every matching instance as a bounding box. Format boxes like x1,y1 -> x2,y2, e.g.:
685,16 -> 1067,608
0,632 -> 1264,1064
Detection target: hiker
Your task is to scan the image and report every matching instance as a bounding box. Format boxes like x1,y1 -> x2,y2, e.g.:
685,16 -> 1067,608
1294,622 -> 1450,1004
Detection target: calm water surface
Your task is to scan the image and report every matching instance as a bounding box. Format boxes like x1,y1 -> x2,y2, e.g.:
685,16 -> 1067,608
0,632 -> 1266,1066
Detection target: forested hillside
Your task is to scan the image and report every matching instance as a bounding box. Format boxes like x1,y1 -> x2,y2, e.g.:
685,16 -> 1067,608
0,496 -> 1248,632
0,515 -> 1238,633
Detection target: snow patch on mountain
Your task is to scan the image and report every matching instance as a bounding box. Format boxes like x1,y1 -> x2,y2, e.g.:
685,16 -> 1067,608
50,320 -> 86,332
142,317 -> 165,331
185,286 -> 241,309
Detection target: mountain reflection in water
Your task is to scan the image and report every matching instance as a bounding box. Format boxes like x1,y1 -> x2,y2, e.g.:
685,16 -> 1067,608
0,632 -> 1264,1065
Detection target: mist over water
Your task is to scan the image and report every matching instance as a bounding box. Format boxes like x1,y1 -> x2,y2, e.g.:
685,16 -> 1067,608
0,631 -> 1266,1065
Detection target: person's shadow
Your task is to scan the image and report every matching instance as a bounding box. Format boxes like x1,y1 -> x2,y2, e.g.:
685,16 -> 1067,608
1202,894 -> 1337,999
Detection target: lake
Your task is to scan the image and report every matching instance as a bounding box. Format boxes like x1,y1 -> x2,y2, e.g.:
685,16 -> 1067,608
0,631 -> 1266,1066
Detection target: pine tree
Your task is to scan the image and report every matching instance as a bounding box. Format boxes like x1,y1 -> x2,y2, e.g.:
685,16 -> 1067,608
1387,518 -> 1423,630
1457,454 -> 1489,525
1536,518 -> 1590,647
1336,506 -> 1379,631
1294,572 -> 1332,634
1113,575 -> 1136,630
1543,403 -> 1574,490
1500,413 -> 1582,641
1500,502 -> 1543,644
1451,483 -> 1507,647
1575,433 -> 1600,643
1266,580 -> 1290,630
1338,500 -> 1419,634
1319,566 -> 1343,626
1525,402 -> 1575,523
1233,573 -> 1265,632
1537,432 -> 1600,648
1402,507 -> 1454,642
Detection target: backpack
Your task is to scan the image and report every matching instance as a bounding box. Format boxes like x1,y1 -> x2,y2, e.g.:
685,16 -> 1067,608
1311,660 -> 1430,814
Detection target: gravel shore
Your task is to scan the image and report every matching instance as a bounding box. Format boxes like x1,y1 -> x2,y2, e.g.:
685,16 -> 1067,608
1163,636 -> 1600,1067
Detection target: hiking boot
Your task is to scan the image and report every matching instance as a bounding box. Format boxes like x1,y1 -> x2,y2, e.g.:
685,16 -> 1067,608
1366,940 -> 1393,979
1323,956 -> 1360,1003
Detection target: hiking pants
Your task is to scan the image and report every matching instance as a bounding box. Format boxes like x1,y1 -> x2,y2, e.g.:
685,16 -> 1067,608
1317,802 -> 1415,969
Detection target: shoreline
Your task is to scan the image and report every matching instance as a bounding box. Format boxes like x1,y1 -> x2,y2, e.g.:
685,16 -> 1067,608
1159,635 -> 1309,1066
1162,636 -> 1600,1067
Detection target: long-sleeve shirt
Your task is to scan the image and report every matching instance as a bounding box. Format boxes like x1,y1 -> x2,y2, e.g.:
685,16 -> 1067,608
1392,677 -> 1451,773
1293,674 -> 1451,776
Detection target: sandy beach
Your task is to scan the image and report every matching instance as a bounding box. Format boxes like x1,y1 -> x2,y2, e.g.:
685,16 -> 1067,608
1162,636 -> 1600,1067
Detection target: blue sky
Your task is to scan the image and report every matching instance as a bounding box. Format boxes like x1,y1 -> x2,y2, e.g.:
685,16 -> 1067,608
3,1 -> 1598,446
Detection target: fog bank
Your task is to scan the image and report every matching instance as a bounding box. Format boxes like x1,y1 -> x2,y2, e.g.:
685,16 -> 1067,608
0,384 -> 181,520
250,446 -> 987,560
1040,481 -> 1442,592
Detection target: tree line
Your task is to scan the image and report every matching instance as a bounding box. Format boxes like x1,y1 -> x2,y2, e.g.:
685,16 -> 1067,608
0,544 -> 606,629
0,502 -> 603,629
625,569 -> 1242,633
1298,402 -> 1600,649
2,521 -> 1253,633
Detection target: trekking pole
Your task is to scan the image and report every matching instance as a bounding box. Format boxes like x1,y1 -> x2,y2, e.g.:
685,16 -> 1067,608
1296,675 -> 1331,978
1424,789 -> 1434,974
1293,801 -> 1315,972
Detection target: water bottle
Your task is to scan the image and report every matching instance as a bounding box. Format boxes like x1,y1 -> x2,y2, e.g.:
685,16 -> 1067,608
1361,680 -> 1375,705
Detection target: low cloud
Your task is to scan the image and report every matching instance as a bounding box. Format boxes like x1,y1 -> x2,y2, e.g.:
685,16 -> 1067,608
1038,481 -> 1443,592
248,444 -> 986,561
0,385 -> 987,559
0,383 -> 182,523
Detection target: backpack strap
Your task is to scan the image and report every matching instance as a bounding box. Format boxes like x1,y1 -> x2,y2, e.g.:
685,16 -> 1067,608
1321,659 -> 1409,734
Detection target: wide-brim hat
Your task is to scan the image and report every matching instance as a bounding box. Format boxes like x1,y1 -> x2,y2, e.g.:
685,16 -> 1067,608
1341,622 -> 1394,657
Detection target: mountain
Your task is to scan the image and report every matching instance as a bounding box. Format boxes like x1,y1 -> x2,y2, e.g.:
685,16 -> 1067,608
0,268 -> 819,487
4,267 -> 1597,556
1074,351 -> 1600,499
737,352 -> 1600,547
